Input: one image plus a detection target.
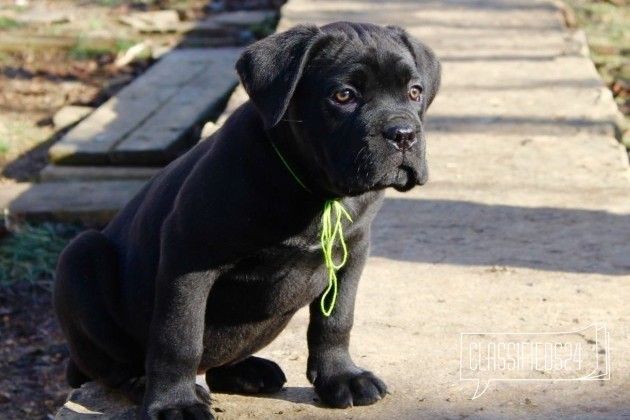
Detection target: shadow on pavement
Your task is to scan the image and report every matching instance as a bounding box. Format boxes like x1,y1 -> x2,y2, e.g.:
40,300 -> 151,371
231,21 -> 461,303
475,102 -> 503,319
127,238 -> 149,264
371,198 -> 630,275
239,386 -> 321,407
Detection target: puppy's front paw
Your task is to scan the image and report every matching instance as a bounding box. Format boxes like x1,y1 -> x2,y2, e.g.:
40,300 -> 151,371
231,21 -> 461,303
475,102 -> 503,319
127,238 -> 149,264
141,401 -> 214,420
313,370 -> 387,408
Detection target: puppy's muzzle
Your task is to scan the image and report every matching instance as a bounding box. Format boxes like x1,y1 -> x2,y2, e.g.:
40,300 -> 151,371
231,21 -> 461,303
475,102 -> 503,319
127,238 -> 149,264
383,124 -> 417,152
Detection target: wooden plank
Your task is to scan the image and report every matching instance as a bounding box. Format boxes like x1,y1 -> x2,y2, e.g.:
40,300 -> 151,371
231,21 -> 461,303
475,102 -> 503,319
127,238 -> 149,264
48,57 -> 190,164
111,48 -> 241,165
209,10 -> 278,27
1,181 -> 146,224
49,48 -> 242,165
39,165 -> 160,182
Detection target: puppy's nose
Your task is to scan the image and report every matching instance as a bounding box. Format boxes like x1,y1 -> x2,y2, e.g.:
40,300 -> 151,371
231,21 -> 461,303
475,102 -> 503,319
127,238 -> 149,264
383,125 -> 417,151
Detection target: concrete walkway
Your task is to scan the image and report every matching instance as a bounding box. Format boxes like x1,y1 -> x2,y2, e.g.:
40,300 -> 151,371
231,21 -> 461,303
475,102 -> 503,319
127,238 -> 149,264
56,0 -> 630,418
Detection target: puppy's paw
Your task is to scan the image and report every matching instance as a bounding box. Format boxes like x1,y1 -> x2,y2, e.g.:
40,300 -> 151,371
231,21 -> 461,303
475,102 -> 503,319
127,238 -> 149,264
313,370 -> 387,408
119,378 -> 211,408
141,401 -> 214,420
206,356 -> 287,394
194,384 -> 212,406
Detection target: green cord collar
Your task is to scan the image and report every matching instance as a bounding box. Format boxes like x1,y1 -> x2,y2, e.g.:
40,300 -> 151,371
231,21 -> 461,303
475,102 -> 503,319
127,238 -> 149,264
270,142 -> 352,317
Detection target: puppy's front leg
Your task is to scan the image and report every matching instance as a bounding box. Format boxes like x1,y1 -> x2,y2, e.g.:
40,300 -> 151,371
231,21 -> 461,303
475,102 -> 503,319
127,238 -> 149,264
141,269 -> 216,420
306,232 -> 387,408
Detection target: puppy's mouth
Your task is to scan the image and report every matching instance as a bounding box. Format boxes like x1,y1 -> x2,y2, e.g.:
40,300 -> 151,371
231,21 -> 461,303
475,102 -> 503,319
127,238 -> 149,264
332,142 -> 428,196
350,159 -> 427,194
378,140 -> 428,189
390,161 -> 428,192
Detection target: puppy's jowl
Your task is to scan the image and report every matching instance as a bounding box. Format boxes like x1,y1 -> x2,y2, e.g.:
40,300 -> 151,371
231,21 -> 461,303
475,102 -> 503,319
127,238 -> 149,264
54,22 -> 441,419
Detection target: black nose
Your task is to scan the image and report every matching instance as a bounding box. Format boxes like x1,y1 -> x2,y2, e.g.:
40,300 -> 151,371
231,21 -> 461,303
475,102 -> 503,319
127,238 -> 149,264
383,125 -> 417,151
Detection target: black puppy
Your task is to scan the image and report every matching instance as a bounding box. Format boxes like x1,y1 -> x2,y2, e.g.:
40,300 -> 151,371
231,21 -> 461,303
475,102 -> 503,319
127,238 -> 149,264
54,22 -> 440,419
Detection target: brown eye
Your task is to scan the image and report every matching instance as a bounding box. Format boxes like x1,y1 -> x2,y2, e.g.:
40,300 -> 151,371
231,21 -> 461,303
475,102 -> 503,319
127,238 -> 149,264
408,86 -> 422,101
333,89 -> 355,104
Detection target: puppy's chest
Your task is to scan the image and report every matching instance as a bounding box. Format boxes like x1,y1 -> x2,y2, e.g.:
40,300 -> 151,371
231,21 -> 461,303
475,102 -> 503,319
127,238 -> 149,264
216,239 -> 333,313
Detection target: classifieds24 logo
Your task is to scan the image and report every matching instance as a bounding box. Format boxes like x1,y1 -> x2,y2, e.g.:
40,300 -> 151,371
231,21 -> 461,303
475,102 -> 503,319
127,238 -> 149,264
460,322 -> 610,399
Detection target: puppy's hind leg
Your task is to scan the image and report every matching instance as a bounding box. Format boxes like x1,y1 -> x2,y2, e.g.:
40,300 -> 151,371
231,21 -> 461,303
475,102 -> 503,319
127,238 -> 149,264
54,230 -> 143,400
66,358 -> 90,388
206,356 -> 287,394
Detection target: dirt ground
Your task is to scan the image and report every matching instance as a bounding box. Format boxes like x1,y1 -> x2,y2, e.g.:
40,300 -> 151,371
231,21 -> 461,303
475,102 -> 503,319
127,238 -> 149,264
0,0 -> 150,415
0,1 -> 283,418
0,3 -> 193,410
0,0 -> 208,183
0,289 -> 68,417
0,48 -> 152,182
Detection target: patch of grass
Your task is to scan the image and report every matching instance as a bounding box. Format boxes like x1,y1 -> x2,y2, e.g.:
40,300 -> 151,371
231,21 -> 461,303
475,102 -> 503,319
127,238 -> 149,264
115,38 -> 139,53
98,0 -> 165,7
563,0 -> 630,145
170,0 -> 197,9
0,17 -> 23,30
0,51 -> 10,63
0,220 -> 82,291
98,0 -> 124,7
86,15 -> 108,32
0,118 -> 51,164
565,1 -> 629,67
68,44 -> 112,60
68,38 -> 139,60
0,138 -> 9,155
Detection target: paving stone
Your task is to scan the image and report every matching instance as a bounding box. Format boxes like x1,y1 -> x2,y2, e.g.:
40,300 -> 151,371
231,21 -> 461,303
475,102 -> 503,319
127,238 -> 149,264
428,84 -> 619,136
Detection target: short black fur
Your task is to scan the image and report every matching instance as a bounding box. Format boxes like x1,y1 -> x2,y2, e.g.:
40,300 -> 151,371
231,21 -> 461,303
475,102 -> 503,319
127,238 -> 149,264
54,22 -> 441,419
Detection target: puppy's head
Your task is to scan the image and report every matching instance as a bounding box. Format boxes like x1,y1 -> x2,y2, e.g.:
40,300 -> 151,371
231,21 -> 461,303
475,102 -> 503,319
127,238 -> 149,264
237,22 -> 441,195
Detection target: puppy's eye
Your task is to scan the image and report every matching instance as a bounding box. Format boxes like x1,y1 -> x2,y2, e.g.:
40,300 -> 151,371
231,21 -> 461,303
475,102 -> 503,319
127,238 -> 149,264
408,85 -> 422,102
333,89 -> 356,104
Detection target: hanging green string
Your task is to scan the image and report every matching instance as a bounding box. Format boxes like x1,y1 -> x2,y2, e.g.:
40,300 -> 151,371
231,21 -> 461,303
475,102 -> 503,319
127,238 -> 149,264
270,142 -> 353,317
270,142 -> 314,195
319,199 -> 353,317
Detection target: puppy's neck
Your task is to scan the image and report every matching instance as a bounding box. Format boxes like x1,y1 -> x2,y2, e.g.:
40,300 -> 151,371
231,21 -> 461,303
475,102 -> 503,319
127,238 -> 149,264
265,122 -> 337,201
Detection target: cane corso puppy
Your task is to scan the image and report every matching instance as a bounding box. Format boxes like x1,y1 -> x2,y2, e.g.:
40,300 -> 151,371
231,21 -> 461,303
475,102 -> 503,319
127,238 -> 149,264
54,21 -> 440,419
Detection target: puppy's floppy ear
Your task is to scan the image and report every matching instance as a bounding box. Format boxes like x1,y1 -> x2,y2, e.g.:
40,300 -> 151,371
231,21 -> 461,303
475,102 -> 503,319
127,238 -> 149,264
388,26 -> 441,108
236,25 -> 326,129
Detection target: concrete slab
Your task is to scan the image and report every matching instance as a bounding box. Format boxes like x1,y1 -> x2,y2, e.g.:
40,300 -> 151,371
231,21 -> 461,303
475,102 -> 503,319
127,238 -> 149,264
424,134 -> 629,203
429,57 -> 620,137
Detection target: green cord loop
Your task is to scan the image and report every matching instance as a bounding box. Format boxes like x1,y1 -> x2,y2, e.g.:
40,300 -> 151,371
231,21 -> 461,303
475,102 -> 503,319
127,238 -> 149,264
270,142 -> 353,317
319,199 -> 353,317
